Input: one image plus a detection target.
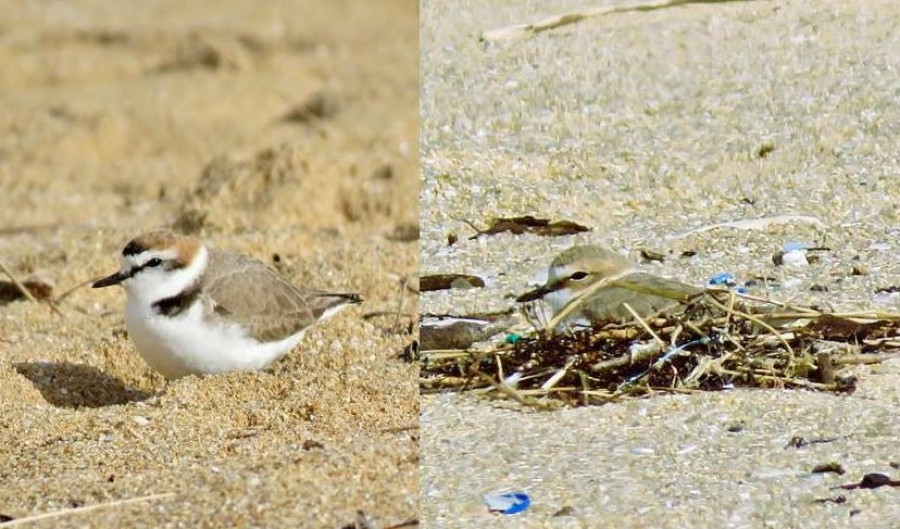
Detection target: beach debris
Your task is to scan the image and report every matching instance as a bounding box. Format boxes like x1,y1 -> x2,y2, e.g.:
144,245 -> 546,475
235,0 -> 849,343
668,215 -> 824,240
707,272 -> 748,294
420,274 -> 485,292
833,473 -> 900,490
399,337 -> 419,362
707,272 -> 735,287
757,142 -> 776,158
775,246 -> 808,267
640,248 -> 666,262
874,286 -> 900,304
504,333 -> 523,344
301,439 -> 324,451
0,492 -> 175,527
466,216 -> 589,240
772,242 -> 831,267
420,314 -> 512,351
421,289 -> 900,407
381,519 -> 420,529
743,276 -> 781,290
811,462 -> 845,475
813,495 -> 847,505
483,491 -> 530,515
726,422 -> 745,433
0,265 -> 53,305
480,0 -> 755,43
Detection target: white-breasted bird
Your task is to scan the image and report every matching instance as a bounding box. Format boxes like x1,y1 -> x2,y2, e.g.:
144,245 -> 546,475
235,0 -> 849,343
93,231 -> 361,379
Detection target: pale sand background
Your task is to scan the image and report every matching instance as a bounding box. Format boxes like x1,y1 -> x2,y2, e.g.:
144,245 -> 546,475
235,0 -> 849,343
421,0 -> 900,527
0,1 -> 417,527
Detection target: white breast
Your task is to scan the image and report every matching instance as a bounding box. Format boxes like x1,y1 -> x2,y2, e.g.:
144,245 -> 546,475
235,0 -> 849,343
124,297 -> 305,379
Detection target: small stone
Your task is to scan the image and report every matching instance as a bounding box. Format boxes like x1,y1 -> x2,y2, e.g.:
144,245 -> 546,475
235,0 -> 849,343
552,506 -> 576,517
302,439 -> 325,450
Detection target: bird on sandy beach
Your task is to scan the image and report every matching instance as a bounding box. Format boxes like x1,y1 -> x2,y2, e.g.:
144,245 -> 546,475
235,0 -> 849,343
516,245 -> 703,330
92,230 -> 361,379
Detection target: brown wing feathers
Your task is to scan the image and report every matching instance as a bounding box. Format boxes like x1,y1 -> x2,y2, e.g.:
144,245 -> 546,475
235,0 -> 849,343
204,250 -> 360,342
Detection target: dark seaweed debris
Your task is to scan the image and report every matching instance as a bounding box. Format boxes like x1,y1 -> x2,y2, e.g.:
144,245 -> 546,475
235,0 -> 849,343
421,292 -> 900,407
466,215 -> 589,239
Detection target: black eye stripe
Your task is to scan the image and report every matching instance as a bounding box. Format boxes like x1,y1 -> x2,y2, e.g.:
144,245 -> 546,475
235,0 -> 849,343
126,257 -> 170,278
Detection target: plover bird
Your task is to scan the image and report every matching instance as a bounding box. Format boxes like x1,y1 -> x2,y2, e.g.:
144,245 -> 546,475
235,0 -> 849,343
516,245 -> 702,330
92,231 -> 362,379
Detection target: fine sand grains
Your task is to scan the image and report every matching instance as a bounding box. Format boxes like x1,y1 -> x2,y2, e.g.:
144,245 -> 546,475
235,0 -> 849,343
420,0 -> 900,527
0,1 -> 418,527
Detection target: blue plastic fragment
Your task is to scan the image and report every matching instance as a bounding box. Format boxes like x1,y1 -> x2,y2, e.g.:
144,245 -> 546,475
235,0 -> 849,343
504,333 -> 522,344
708,272 -> 750,294
483,491 -> 531,515
708,272 -> 736,286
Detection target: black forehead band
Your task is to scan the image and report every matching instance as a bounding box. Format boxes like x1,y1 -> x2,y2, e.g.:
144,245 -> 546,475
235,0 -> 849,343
122,240 -> 147,256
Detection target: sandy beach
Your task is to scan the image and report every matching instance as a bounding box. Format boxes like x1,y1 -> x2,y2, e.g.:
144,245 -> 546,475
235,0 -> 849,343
0,1 -> 418,527
420,0 -> 900,527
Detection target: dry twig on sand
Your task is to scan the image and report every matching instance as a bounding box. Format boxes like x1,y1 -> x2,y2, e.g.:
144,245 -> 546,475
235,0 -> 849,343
0,492 -> 176,527
481,0 -> 760,43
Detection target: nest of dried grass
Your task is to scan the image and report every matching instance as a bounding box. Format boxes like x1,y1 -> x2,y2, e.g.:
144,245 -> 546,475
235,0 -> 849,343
420,290 -> 900,408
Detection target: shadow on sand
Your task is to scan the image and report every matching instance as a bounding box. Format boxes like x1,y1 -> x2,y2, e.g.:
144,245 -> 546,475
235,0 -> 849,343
13,362 -> 154,408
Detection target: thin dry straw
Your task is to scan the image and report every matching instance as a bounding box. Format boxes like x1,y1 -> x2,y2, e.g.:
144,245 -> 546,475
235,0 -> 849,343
481,0 -> 758,42
1,492 -> 176,527
0,258 -> 38,304
704,293 -> 796,359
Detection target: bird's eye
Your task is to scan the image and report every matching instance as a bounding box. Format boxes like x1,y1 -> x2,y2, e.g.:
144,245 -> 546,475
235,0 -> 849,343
570,271 -> 589,281
146,258 -> 163,268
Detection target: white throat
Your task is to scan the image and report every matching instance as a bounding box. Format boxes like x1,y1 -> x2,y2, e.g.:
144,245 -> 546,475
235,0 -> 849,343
125,246 -> 209,305
545,286 -> 576,315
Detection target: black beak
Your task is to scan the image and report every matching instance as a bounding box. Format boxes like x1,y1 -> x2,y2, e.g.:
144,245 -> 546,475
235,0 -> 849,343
515,283 -> 553,303
92,270 -> 129,289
